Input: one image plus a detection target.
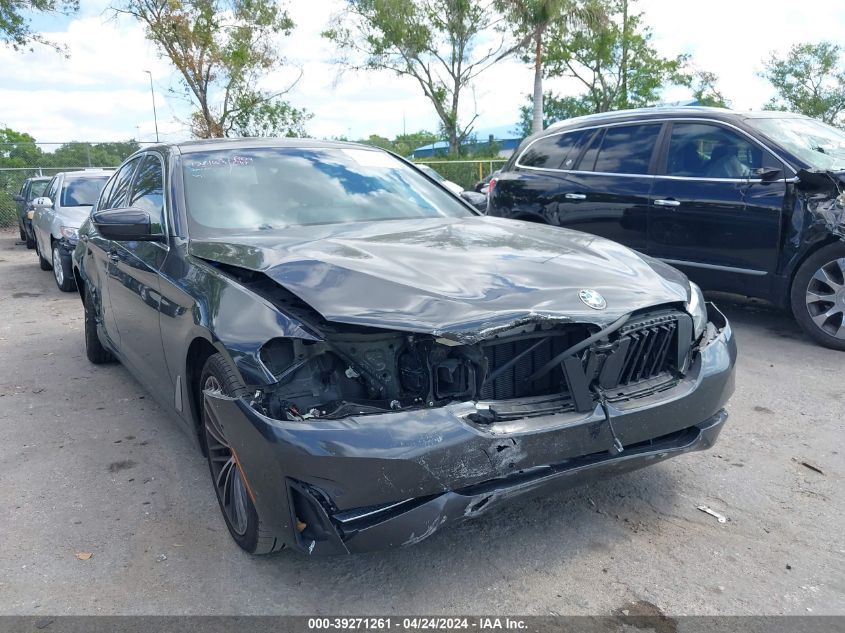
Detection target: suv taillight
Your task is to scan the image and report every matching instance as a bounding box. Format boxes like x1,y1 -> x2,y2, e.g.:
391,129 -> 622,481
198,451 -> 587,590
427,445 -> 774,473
488,178 -> 497,196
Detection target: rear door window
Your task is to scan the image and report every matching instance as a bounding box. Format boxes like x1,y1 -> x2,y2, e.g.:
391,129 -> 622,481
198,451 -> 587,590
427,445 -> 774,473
580,124 -> 661,174
518,130 -> 587,170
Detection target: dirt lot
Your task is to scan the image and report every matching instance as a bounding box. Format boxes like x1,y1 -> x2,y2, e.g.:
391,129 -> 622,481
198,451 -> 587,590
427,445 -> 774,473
0,232 -> 842,616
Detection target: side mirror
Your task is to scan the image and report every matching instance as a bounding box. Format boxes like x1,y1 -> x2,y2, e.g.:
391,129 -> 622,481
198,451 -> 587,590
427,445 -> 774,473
755,167 -> 782,182
12,194 -> 24,202
92,208 -> 165,242
32,196 -> 53,209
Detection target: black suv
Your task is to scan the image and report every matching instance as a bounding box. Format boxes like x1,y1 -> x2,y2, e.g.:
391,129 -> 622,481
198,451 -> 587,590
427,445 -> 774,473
488,107 -> 845,350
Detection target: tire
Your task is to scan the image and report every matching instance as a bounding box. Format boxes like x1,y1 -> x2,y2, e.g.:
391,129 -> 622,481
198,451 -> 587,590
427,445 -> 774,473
25,233 -> 36,250
19,223 -> 26,242
84,284 -> 115,364
52,243 -> 76,292
790,242 -> 845,351
36,239 -> 51,271
200,353 -> 284,555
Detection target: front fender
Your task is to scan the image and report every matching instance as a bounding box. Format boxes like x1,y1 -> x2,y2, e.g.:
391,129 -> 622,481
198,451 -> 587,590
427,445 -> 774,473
160,247 -> 321,392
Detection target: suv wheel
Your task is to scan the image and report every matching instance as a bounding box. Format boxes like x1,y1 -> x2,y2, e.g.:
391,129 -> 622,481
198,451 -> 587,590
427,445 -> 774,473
791,242 -> 845,351
52,243 -> 76,292
200,353 -> 284,555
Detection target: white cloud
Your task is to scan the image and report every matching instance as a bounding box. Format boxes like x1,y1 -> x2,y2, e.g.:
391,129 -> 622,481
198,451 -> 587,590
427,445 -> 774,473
1,0 -> 845,145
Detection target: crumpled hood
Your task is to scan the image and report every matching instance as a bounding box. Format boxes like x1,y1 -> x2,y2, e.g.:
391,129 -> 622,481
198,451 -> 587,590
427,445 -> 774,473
188,216 -> 690,339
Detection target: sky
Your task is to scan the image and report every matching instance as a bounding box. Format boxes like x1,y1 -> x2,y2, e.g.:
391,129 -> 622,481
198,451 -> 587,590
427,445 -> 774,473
1,0 -> 844,146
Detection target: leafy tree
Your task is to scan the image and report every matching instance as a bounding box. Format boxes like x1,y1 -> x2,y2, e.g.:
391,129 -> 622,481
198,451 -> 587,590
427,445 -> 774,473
116,0 -> 309,138
517,90 -> 591,136
392,131 -> 440,156
1,0 -> 78,52
690,69 -> 729,108
544,0 -> 688,113
0,128 -> 42,166
49,141 -> 140,167
228,96 -> 312,137
760,42 -> 845,126
324,0 -> 513,156
499,0 -> 601,135
358,134 -> 396,152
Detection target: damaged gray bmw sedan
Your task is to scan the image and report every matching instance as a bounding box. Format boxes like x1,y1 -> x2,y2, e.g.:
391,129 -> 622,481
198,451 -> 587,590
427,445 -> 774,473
72,139 -> 736,555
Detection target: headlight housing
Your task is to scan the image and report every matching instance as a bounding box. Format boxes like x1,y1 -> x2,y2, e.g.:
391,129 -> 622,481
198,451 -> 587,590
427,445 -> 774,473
26,210 -> 34,220
60,226 -> 79,242
686,281 -> 707,341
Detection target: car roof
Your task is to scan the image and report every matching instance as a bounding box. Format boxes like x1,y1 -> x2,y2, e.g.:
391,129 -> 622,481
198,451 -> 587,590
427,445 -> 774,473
153,137 -> 380,155
543,106 -> 809,134
60,169 -> 114,180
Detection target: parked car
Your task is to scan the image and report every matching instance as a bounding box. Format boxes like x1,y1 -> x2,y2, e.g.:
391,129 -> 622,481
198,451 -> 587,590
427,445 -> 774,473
488,107 -> 845,350
12,176 -> 51,248
417,163 -> 487,210
475,169 -> 500,194
32,170 -> 112,291
417,163 -> 464,194
73,139 -> 735,556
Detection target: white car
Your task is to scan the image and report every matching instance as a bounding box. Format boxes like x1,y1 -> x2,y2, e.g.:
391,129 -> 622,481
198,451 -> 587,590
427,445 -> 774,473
32,169 -> 112,291
416,164 -> 464,194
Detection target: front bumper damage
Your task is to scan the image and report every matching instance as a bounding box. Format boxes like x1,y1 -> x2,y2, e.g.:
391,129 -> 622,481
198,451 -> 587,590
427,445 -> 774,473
204,305 -> 736,555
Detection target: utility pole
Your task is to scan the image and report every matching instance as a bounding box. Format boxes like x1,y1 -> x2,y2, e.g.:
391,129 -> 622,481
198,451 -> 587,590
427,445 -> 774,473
143,70 -> 160,142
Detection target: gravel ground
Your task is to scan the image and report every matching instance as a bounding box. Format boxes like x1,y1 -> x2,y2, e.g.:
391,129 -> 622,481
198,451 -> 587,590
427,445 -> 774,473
0,232 -> 842,616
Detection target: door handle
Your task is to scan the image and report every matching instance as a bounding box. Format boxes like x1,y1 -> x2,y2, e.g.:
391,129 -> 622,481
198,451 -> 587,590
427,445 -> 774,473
654,199 -> 681,207
564,193 -> 587,200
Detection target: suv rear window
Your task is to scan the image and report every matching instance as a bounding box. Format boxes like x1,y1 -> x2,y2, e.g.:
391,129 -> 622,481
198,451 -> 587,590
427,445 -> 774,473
578,124 -> 661,174
518,130 -> 586,170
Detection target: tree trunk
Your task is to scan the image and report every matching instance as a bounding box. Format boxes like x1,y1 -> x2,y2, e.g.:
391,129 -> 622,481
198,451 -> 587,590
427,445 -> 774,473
532,30 -> 544,134
448,127 -> 459,156
619,0 -> 629,109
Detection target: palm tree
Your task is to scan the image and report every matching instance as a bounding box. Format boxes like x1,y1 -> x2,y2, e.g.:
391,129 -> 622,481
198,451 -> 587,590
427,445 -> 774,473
502,0 -> 603,134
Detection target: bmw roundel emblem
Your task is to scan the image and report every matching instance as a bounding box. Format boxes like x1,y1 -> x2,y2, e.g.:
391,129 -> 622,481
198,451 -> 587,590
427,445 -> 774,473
579,289 -> 607,310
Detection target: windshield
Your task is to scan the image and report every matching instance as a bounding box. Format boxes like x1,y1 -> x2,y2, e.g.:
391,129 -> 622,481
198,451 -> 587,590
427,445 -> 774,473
182,147 -> 472,234
27,180 -> 49,201
747,116 -> 845,171
61,176 -> 109,207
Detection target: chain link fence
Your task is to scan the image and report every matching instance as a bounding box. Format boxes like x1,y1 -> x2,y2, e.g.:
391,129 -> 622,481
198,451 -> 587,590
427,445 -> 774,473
0,141 -> 148,232
414,159 -> 507,190
0,167 -> 115,232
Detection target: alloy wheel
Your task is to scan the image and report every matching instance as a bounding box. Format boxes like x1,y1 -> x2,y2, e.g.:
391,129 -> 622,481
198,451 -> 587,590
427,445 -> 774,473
805,257 -> 845,340
52,247 -> 64,286
202,375 -> 250,536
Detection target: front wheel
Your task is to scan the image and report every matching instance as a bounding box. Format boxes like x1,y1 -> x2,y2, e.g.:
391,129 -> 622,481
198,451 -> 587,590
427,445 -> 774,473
84,284 -> 115,364
200,353 -> 284,555
791,242 -> 845,351
52,243 -> 76,292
